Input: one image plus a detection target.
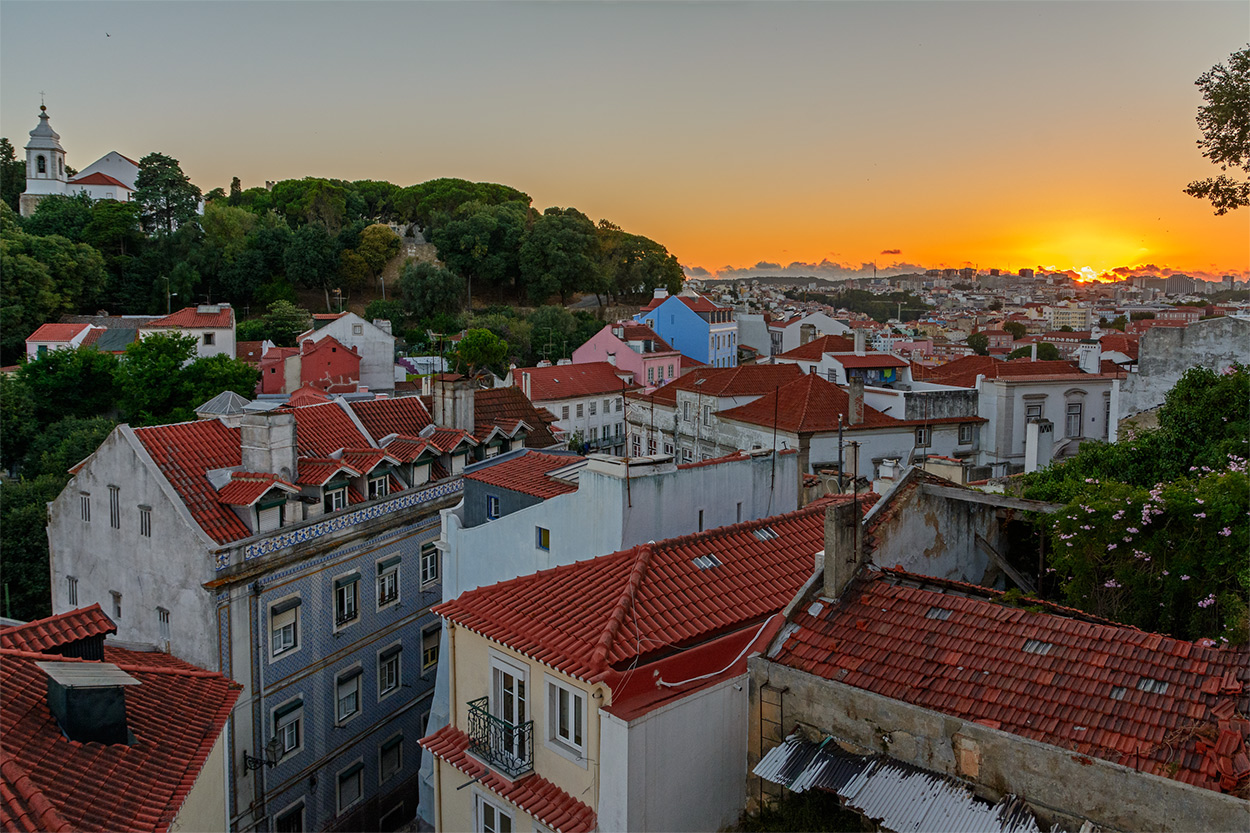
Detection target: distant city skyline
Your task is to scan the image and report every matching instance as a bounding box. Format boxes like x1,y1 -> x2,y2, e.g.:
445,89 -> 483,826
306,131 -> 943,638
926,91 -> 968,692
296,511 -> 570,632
2,1 -> 1246,283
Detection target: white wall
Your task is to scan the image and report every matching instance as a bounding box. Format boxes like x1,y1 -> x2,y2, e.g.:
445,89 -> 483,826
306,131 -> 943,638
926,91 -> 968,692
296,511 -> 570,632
306,314 -> 395,392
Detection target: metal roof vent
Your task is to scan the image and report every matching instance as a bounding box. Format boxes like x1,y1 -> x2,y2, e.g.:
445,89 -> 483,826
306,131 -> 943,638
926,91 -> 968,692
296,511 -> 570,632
1022,639 -> 1055,656
1137,677 -> 1168,695
925,606 -> 953,621
753,526 -> 780,542
692,554 -> 724,570
37,661 -> 139,745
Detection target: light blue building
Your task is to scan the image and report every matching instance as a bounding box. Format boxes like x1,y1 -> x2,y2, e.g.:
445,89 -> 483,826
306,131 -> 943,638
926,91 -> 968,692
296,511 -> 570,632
634,289 -> 738,368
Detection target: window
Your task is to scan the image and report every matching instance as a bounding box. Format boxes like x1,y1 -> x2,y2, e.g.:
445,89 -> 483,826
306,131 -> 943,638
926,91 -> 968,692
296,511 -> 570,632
698,509 -> 704,532
257,499 -> 284,532
536,526 -> 550,551
485,494 -> 501,520
274,699 -> 303,757
603,398 -> 611,413
66,576 -> 78,606
682,448 -> 693,463
1025,403 -> 1043,422
203,332 -> 215,346
420,542 -> 439,586
958,423 -> 974,444
667,364 -> 674,378
737,501 -> 743,523
663,442 -> 673,454
490,656 -> 528,762
139,506 -> 151,537
915,426 -> 932,447
702,404 -> 711,426
615,423 -> 623,438
1104,395 -> 1112,439
616,397 -> 623,411
80,493 -> 90,522
379,734 -> 403,782
36,155 -> 46,173
576,403 -> 584,418
589,426 -> 598,441
379,645 -> 401,698
157,607 -> 170,643
335,574 -> 360,626
632,436 -> 641,456
377,556 -> 400,607
546,678 -> 586,755
422,626 -> 440,671
275,804 -> 304,833
683,401 -> 691,421
324,485 -> 347,513
561,405 -> 569,420
476,794 -> 513,833
589,401 -> 596,416
108,486 -> 120,529
368,475 -> 389,500
337,761 -> 364,812
336,669 -> 362,722
352,323 -> 364,335
648,367 -> 655,384
271,598 -> 300,657
648,438 -> 656,454
111,591 -> 122,619
1066,402 -> 1083,438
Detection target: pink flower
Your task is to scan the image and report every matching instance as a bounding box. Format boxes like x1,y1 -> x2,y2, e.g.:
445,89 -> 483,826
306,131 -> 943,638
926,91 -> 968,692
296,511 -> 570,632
1220,527 -> 1233,537
1195,512 -> 1207,519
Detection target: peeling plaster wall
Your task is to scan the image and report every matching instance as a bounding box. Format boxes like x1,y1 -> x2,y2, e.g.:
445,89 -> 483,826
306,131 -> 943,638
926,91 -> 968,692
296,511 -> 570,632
867,484 -> 1000,585
747,658 -> 1249,833
1121,317 -> 1250,417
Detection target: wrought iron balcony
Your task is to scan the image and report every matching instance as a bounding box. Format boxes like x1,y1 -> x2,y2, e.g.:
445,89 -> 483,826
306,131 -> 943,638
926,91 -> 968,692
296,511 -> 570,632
466,696 -> 533,778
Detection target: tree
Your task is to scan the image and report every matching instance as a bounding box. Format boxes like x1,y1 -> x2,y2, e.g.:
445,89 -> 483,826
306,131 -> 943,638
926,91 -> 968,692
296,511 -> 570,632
966,332 -> 989,355
24,192 -> 95,241
364,299 -> 406,336
116,332 -> 200,423
428,201 -> 529,300
0,137 -> 26,212
16,347 -> 120,426
453,328 -> 508,379
1006,342 -> 1060,361
1185,45 -> 1250,214
134,153 -> 203,235
257,300 -> 313,346
284,222 -> 339,310
1002,320 -> 1027,340
178,355 -> 260,418
399,261 -> 465,321
520,207 -> 601,305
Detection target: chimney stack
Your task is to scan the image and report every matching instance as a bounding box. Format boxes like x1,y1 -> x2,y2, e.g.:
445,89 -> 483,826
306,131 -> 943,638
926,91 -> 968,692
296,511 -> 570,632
853,329 -> 866,356
434,378 -> 476,434
848,377 -> 864,426
822,500 -> 863,599
38,661 -> 139,745
241,412 -> 298,482
799,323 -> 816,346
1030,342 -> 1038,362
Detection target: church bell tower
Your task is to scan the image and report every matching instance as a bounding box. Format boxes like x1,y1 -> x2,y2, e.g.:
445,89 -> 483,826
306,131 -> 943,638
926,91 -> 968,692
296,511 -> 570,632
21,105 -> 69,216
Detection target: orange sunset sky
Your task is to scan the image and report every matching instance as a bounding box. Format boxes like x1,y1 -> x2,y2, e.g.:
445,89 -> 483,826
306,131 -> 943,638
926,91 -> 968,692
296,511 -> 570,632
2,2 -> 1247,283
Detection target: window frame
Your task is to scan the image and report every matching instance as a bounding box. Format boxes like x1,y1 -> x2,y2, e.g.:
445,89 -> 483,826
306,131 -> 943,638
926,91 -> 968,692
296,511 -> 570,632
157,607 -> 171,643
379,733 -> 404,784
80,492 -> 91,522
544,675 -> 588,762
915,425 -> 932,448
270,597 -> 301,659
108,485 -> 120,529
367,474 -> 389,500
485,494 -> 501,521
377,555 -> 401,609
378,644 -> 402,700
420,542 -> 439,587
1065,401 -> 1084,438
324,485 -> 347,513
334,573 -> 361,628
536,526 -> 550,551
272,697 -> 304,758
66,576 -> 78,606
335,668 -> 363,724
336,760 -> 365,813
139,505 -> 152,537
474,792 -> 514,833
422,625 -> 440,672
958,423 -> 974,444
110,591 -> 122,619
274,801 -> 305,833
203,332 -> 215,346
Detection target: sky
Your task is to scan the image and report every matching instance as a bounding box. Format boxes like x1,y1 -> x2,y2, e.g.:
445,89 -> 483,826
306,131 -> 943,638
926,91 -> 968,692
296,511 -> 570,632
2,1 -> 1247,283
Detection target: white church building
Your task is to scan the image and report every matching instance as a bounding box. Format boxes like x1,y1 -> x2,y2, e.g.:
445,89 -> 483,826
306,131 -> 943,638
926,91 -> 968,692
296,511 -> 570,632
20,105 -> 139,216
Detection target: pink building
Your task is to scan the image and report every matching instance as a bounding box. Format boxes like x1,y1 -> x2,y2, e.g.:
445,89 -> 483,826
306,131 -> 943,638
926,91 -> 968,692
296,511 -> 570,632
572,322 -> 684,391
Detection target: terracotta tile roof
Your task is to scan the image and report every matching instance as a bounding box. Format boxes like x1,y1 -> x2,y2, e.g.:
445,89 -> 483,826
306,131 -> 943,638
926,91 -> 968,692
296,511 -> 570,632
133,420 -> 251,544
831,353 -> 909,369
142,307 -> 234,329
774,334 -> 856,360
67,171 -> 131,189
286,384 -> 331,406
616,322 -> 677,352
288,401 -> 372,457
236,341 -> 265,367
465,451 -> 584,498
919,356 -> 1090,387
293,458 -> 362,486
638,364 -> 804,406
435,497 -> 871,683
718,373 -> 898,433
340,448 -> 401,475
420,726 -> 596,833
426,428 -> 476,453
378,435 -> 437,463
216,472 -> 298,506
0,636 -> 239,832
770,569 -> 1250,795
25,323 -> 91,343
1099,333 -> 1140,360
0,605 -> 115,653
638,293 -> 729,314
515,362 -> 637,402
80,328 -> 103,348
350,397 -> 432,440
473,387 -> 559,449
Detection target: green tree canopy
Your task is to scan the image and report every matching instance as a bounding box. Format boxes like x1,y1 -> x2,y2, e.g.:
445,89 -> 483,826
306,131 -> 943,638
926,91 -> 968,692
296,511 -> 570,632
395,178 -> 531,229
1006,342 -> 1060,361
1002,321 -> 1027,340
1185,45 -> 1250,214
24,192 -> 95,241
429,201 -> 529,298
284,222 -> 339,310
520,207 -> 601,305
967,332 -> 989,355
134,152 -> 203,235
16,346 -> 120,425
399,261 -> 465,322
453,328 -> 509,379
0,137 -> 26,213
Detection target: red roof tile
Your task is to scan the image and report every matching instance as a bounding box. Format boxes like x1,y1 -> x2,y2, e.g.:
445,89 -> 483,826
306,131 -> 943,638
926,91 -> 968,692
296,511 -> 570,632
465,451 -> 583,498
133,420 -> 252,544
351,397 -> 432,440
718,373 -> 898,433
0,637 -> 239,832
0,605 -> 115,653
67,171 -> 131,189
830,353 -> 909,369
918,356 -> 1091,387
435,496 -> 873,683
474,387 -> 560,449
420,726 -> 595,833
427,428 -> 477,453
286,384 -> 331,406
216,472 -> 298,506
770,570 -> 1250,795
236,341 -> 265,367
142,307 -> 234,329
288,401 -> 372,457
638,293 -> 730,314
378,435 -> 437,463
340,448 -> 401,475
774,334 -> 857,361
637,364 -> 804,407
293,458 -> 362,486
615,323 -> 677,352
25,323 -> 91,343
516,362 -> 637,402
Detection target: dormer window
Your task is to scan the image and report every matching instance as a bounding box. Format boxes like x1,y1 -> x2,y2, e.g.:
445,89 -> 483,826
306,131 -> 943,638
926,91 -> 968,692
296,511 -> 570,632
410,461 -> 431,487
368,475 -> 389,500
257,497 -> 285,532
324,484 -> 347,513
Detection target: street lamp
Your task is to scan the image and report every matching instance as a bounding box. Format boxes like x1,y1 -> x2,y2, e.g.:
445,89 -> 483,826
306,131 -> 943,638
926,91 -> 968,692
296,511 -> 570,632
243,737 -> 282,771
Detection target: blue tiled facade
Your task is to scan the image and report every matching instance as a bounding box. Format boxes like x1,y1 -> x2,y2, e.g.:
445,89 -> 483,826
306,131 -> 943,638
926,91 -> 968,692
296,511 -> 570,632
227,513 -> 444,832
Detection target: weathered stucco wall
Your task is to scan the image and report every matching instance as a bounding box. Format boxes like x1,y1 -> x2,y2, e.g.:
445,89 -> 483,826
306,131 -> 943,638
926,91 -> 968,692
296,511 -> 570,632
747,658 -> 1250,833
1122,317 -> 1250,417
867,483 -> 1000,585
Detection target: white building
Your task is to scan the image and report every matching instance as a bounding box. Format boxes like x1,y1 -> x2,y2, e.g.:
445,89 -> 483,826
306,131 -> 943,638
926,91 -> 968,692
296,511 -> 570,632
510,361 -> 636,454
138,304 -> 237,359
296,312 -> 396,393
19,106 -> 138,216
24,322 -> 105,360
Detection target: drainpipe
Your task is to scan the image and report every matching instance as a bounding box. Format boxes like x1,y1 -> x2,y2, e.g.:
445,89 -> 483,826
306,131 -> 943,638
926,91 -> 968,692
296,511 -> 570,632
250,580 -> 268,830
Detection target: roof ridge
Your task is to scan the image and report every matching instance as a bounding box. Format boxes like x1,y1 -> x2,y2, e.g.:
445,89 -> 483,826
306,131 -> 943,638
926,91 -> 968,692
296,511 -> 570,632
591,544 -> 654,671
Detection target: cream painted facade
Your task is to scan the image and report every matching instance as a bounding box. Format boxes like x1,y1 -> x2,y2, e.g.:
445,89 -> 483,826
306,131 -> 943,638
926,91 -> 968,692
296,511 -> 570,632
168,730 -> 229,832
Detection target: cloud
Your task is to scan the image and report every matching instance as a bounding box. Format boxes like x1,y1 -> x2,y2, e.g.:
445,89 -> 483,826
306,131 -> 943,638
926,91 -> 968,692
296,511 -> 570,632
684,265 -> 710,277
689,258 -> 931,282
880,248 -> 901,255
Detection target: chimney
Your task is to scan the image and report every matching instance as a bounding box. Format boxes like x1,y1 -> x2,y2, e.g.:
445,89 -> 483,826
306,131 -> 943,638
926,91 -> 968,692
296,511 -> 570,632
822,500 -> 862,599
848,377 -> 864,426
606,352 -> 616,367
434,378 -> 475,434
372,318 -> 393,336
1030,342 -> 1038,362
241,413 -> 298,482
798,323 -> 815,346
653,287 -> 669,300
853,329 -> 866,355
521,371 -> 532,399
38,661 -> 139,745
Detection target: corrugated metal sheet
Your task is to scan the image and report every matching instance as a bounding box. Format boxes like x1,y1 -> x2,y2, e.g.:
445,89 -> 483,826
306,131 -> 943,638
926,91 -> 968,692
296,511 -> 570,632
754,734 -> 1041,833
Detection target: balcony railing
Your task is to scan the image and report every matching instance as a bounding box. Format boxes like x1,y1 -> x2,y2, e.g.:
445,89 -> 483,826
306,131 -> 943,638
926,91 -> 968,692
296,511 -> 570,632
466,696 -> 533,778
